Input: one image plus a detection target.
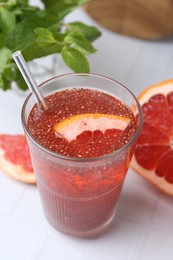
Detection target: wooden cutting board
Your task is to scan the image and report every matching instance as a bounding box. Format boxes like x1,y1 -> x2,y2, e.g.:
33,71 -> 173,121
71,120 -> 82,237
85,0 -> 173,39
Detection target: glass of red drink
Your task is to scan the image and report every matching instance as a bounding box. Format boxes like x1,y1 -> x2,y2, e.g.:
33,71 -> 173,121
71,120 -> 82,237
21,73 -> 143,238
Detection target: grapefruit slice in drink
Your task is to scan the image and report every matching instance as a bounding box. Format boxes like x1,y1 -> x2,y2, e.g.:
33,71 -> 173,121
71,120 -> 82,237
54,113 -> 131,157
131,79 -> 173,195
0,134 -> 35,184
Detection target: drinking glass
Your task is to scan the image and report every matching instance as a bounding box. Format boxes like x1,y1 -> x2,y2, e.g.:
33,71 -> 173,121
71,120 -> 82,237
21,73 -> 143,238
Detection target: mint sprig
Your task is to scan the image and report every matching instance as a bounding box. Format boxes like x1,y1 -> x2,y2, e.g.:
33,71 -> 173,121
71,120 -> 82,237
0,0 -> 101,91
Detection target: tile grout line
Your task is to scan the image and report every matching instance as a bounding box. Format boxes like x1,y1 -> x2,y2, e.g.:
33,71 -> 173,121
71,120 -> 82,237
8,185 -> 27,216
30,235 -> 48,260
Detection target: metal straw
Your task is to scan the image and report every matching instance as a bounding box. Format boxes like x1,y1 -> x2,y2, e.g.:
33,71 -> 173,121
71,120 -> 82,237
12,51 -> 48,110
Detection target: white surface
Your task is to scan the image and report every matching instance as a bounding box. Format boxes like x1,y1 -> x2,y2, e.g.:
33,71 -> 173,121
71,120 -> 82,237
0,4 -> 173,260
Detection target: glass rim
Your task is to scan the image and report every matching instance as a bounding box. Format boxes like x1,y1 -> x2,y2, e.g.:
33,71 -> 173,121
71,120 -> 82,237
21,72 -> 143,162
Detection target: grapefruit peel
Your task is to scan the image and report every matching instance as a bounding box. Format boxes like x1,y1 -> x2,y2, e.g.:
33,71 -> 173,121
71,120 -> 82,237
138,79 -> 173,105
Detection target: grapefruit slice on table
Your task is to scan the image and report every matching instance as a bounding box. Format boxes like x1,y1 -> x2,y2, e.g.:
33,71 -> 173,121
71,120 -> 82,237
54,113 -> 131,157
131,79 -> 173,195
0,134 -> 35,184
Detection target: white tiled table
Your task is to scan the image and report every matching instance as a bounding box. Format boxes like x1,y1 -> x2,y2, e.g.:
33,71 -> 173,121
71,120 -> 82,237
0,5 -> 173,260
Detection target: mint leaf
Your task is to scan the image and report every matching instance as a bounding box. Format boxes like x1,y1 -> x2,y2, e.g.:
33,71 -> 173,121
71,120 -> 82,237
0,33 -> 5,48
0,75 -> 4,90
0,7 -> 16,32
16,0 -> 28,5
15,68 -> 27,90
64,31 -> 96,55
22,43 -> 60,61
67,22 -> 101,42
61,46 -> 89,73
22,29 -> 65,61
35,28 -> 57,47
6,0 -> 17,7
0,47 -> 13,90
0,74 -> 11,91
0,47 -> 12,71
5,13 -> 58,52
3,64 -> 16,81
41,0 -> 89,20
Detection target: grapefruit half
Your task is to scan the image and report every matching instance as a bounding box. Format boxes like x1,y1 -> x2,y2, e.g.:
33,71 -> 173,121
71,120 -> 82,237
131,79 -> 173,195
0,134 -> 35,184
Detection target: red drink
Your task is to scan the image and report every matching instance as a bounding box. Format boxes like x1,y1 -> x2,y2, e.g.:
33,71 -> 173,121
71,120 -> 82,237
28,89 -> 136,158
22,74 -> 143,237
